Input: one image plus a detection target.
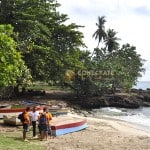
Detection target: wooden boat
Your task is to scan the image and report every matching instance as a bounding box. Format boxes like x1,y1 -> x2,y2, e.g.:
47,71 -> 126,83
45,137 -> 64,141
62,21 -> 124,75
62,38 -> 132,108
50,109 -> 69,116
23,100 -> 69,116
22,100 -> 52,107
0,106 -> 43,119
48,105 -> 69,116
0,104 -> 11,110
3,116 -> 22,126
51,115 -> 88,136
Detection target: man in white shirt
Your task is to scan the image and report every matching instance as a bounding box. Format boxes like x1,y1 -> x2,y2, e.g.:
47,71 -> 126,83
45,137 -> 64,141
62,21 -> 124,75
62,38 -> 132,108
29,106 -> 39,138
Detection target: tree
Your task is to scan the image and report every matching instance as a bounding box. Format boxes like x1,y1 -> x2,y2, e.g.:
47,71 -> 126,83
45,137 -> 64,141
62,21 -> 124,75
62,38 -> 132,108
0,0 -> 86,83
104,29 -> 120,53
0,24 -> 32,97
111,44 -> 145,90
92,16 -> 107,48
86,16 -> 145,95
0,24 -> 23,86
47,23 -> 85,83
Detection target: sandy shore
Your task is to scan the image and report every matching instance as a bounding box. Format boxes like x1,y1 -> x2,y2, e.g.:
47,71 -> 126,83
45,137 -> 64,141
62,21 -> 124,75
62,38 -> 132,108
1,93 -> 150,149
46,113 -> 150,150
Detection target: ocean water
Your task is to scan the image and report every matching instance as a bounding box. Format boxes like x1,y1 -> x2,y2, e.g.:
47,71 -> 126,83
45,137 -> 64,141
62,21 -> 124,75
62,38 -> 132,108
92,81 -> 150,133
93,107 -> 150,130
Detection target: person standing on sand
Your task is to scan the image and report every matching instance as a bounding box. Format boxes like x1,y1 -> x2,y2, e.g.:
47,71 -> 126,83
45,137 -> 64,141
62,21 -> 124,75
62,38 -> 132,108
38,107 -> 52,141
22,107 -> 30,142
29,106 -> 39,138
46,107 -> 53,138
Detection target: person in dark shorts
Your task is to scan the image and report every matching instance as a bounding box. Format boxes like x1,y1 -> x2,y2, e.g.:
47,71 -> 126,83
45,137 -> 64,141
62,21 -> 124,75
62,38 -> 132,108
38,107 -> 52,141
45,108 -> 53,138
22,107 -> 30,141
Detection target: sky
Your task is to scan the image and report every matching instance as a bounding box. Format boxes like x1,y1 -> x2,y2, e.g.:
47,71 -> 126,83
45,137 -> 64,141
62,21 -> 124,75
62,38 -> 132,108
57,0 -> 150,81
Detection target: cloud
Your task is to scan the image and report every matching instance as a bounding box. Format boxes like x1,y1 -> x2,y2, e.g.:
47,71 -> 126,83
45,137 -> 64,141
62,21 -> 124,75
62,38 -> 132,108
134,6 -> 150,16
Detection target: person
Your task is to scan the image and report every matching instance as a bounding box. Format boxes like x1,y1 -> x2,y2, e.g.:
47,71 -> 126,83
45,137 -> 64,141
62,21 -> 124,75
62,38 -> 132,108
38,107 -> 52,141
22,107 -> 30,142
46,108 -> 53,138
29,106 -> 39,138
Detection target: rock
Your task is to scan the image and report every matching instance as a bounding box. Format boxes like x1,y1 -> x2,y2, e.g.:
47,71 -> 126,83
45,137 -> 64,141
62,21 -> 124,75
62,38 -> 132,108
108,95 -> 141,108
72,92 -> 145,109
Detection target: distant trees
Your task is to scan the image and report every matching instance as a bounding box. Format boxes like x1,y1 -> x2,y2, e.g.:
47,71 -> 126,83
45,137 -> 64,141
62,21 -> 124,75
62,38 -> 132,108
91,16 -> 145,92
112,44 -> 145,90
72,16 -> 145,96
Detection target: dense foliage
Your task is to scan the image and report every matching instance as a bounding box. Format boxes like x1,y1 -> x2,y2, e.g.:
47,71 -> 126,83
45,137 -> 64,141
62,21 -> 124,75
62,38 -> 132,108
0,24 -> 32,97
0,24 -> 31,87
0,1 -> 145,97
0,0 -> 86,84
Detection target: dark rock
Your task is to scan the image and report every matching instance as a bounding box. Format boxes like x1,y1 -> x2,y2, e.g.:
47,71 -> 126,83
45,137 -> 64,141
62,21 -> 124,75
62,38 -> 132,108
71,93 -> 145,109
108,95 -> 142,108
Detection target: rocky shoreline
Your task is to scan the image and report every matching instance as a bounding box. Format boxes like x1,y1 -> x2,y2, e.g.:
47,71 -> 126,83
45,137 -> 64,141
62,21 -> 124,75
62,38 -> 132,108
65,89 -> 150,111
1,89 -> 150,111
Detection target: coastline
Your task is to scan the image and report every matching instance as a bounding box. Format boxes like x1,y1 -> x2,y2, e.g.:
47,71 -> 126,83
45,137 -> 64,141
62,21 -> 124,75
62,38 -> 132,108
1,89 -> 150,149
46,113 -> 150,150
0,109 -> 150,149
69,113 -> 150,137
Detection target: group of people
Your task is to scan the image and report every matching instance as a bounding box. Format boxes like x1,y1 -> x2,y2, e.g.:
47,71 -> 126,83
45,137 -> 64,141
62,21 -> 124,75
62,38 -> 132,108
22,106 -> 52,142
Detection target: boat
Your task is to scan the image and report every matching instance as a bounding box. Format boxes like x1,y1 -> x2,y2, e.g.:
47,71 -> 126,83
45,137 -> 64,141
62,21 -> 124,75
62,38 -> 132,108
50,108 -> 69,116
51,115 -> 88,136
48,105 -> 69,116
0,106 -> 43,119
0,104 -> 12,110
22,100 -> 52,107
3,116 -> 22,126
23,100 -> 69,116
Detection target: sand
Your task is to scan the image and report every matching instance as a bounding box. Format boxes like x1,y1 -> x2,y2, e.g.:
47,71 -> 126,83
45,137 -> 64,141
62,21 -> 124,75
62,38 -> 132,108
1,112 -> 150,150
45,113 -> 150,150
1,92 -> 150,149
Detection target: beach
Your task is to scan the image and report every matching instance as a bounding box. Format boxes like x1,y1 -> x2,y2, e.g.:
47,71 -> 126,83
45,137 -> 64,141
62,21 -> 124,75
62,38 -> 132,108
0,112 -> 150,150
46,113 -> 150,150
1,91 -> 150,150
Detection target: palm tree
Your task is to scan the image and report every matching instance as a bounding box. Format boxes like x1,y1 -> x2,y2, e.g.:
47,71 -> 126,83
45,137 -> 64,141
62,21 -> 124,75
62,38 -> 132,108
104,29 -> 120,53
92,16 -> 107,48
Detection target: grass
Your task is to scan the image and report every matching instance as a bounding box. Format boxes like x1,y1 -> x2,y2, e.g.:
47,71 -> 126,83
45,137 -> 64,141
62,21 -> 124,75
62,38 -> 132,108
27,85 -> 62,91
27,81 -> 71,91
0,127 -> 47,150
0,82 -> 69,149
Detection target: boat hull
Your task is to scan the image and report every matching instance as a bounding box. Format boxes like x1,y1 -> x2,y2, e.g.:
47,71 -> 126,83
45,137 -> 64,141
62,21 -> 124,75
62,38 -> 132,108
49,109 -> 69,116
3,116 -> 22,126
0,104 -> 11,110
0,106 -> 43,119
23,100 -> 69,116
51,116 -> 88,136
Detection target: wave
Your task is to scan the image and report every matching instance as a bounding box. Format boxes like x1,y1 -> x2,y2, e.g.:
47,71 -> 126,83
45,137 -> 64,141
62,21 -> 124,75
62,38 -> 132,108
92,107 -> 150,128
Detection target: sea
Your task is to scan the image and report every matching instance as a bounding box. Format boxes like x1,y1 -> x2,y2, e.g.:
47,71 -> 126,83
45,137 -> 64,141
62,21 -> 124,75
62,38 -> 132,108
92,81 -> 150,133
